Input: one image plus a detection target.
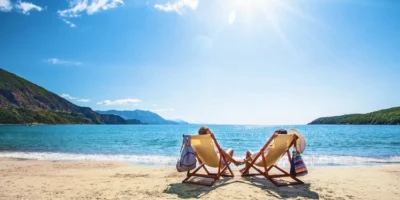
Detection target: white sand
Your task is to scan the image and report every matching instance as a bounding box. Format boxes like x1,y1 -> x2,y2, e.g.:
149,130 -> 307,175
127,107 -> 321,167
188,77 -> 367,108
0,158 -> 399,199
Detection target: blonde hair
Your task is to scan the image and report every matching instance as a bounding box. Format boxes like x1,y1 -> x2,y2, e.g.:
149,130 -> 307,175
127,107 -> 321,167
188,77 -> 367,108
198,126 -> 210,135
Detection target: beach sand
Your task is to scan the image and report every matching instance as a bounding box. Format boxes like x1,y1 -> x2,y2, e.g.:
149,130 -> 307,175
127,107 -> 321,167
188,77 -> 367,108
0,158 -> 399,200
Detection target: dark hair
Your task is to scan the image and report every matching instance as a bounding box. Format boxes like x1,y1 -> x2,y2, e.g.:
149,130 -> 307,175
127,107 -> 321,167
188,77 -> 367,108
275,129 -> 287,134
198,126 -> 210,135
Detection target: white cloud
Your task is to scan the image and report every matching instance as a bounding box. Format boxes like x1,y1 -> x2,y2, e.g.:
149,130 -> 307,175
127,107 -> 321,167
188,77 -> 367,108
58,0 -> 124,17
60,93 -> 78,100
15,1 -> 43,15
0,0 -> 12,12
58,0 -> 124,27
151,108 -> 174,112
61,94 -> 90,103
46,58 -> 82,66
62,18 -> 76,28
97,98 -> 142,106
228,11 -> 236,24
77,99 -> 90,102
154,0 -> 198,15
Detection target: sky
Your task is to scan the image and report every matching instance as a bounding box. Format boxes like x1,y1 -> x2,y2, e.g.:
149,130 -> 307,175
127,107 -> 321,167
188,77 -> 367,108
0,0 -> 399,125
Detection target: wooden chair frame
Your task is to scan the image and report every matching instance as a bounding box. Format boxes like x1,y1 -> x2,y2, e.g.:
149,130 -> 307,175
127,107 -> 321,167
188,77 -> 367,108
182,134 -> 234,186
241,133 -> 304,187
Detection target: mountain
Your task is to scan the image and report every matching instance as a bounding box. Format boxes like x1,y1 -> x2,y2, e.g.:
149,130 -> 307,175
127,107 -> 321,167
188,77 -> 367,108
0,68 -> 125,124
96,110 -> 188,125
125,119 -> 142,124
309,107 -> 400,125
171,119 -> 190,125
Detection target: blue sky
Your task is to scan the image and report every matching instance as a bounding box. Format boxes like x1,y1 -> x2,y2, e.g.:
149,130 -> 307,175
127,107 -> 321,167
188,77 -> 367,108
1,0 -> 399,125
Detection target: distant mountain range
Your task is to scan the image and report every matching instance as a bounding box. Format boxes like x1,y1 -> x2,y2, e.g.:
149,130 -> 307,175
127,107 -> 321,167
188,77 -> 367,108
0,68 -> 189,125
309,107 -> 400,125
0,68 -> 124,124
96,110 -> 189,125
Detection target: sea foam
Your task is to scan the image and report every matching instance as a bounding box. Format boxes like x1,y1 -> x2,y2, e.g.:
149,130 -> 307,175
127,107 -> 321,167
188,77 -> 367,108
1,151 -> 399,166
0,152 -> 177,165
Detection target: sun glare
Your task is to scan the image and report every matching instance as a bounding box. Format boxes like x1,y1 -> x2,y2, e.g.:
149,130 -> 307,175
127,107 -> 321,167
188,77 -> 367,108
227,0 -> 282,26
226,0 -> 305,59
232,0 -> 280,15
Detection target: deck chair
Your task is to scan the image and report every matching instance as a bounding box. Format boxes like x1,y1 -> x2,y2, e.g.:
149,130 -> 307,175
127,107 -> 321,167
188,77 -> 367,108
182,134 -> 234,186
241,133 -> 304,186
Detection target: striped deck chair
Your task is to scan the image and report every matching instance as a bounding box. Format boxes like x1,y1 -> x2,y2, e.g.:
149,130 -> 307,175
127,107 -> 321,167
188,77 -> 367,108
241,133 -> 304,186
182,134 -> 234,186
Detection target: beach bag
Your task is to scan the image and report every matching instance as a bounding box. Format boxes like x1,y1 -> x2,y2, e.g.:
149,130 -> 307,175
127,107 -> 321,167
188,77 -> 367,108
290,151 -> 308,177
176,135 -> 197,172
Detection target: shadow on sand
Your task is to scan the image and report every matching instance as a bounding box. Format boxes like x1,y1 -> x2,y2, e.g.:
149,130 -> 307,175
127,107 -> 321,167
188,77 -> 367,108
163,176 -> 319,199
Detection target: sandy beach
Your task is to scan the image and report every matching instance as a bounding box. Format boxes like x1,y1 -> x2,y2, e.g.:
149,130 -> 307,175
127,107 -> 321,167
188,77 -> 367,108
0,158 -> 399,200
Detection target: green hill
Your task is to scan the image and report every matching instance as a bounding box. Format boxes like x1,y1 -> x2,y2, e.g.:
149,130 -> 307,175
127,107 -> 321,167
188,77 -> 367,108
0,68 -> 126,124
309,107 -> 400,125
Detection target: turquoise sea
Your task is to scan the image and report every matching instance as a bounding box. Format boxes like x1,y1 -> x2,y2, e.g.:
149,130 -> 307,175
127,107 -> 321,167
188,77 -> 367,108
0,125 -> 399,166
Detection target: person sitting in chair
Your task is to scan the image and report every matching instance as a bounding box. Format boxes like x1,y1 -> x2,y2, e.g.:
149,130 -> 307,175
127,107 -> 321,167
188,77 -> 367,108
239,129 -> 288,173
198,126 -> 242,166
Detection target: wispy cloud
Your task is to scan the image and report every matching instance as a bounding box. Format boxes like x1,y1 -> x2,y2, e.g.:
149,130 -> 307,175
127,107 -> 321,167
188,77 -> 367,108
97,98 -> 141,106
62,18 -> 76,28
60,93 -> 90,103
61,93 -> 78,100
1,0 -> 43,14
154,0 -> 198,15
15,1 -> 43,15
58,0 -> 124,27
45,58 -> 82,66
151,108 -> 174,112
0,0 -> 12,12
77,99 -> 90,102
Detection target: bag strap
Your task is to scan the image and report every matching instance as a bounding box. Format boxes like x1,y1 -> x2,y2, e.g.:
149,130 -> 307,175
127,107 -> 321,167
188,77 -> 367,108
180,135 -> 192,153
185,135 -> 191,146
179,135 -> 185,153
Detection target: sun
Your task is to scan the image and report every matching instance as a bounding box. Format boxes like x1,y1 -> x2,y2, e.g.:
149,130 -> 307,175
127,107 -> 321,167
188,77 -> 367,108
225,0 -> 303,57
234,0 -> 281,14
227,0 -> 283,25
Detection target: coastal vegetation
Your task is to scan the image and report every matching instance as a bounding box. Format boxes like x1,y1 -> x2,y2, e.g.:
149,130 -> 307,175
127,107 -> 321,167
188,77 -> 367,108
0,68 -> 188,125
309,107 -> 400,125
0,68 -> 125,124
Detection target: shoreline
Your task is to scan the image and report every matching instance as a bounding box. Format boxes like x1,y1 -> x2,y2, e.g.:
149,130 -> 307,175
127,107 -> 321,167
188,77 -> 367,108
2,156 -> 400,168
1,157 -> 399,199
1,152 -> 399,168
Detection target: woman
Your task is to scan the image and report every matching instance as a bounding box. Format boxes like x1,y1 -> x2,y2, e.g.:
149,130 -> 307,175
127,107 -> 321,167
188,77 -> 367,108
198,126 -> 242,166
239,129 -> 287,173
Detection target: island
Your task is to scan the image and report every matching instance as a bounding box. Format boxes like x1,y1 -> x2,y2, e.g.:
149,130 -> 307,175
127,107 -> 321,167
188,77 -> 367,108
309,107 -> 400,125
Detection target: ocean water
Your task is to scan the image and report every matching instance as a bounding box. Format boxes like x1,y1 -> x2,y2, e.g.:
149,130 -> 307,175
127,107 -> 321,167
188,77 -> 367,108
0,125 -> 399,166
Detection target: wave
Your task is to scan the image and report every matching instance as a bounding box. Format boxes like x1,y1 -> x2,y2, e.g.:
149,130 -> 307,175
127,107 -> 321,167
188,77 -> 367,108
1,152 -> 400,166
272,155 -> 400,167
0,152 -> 177,165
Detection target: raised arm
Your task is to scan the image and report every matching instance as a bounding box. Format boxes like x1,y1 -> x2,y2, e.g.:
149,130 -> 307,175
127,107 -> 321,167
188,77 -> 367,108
209,133 -> 243,166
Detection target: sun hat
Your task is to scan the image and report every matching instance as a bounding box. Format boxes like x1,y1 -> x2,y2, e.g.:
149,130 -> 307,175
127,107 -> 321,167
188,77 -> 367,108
288,129 -> 306,153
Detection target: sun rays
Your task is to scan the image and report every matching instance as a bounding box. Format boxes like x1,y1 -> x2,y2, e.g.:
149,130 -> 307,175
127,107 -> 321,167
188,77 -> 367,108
223,0 -> 320,59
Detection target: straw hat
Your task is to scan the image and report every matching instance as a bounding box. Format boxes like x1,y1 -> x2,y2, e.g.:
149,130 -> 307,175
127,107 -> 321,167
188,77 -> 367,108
288,129 -> 306,153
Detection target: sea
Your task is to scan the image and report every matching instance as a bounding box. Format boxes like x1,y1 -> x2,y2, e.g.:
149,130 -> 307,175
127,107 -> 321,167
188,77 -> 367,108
0,125 -> 399,167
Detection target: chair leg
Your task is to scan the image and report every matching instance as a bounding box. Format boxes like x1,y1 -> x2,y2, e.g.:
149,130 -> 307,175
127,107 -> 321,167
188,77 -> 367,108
182,164 -> 233,187
267,165 -> 304,186
220,162 -> 234,177
242,164 -> 304,187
